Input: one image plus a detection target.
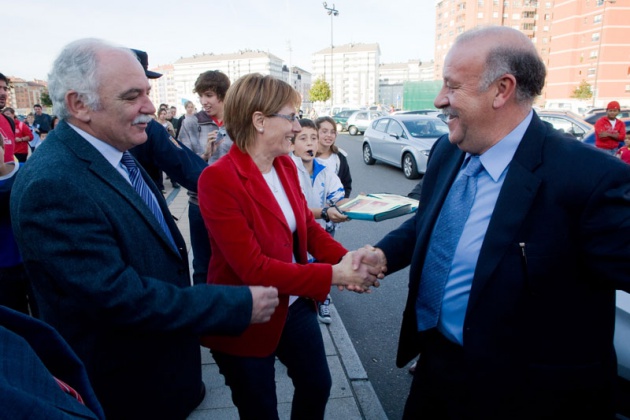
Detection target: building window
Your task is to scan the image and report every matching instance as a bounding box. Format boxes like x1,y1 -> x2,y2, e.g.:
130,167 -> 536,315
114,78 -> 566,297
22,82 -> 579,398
592,32 -> 600,42
593,14 -> 602,24
478,12 -> 484,18
493,11 -> 499,17
596,0 -> 604,5
522,23 -> 535,30
543,25 -> 549,31
478,0 -> 484,5
512,13 -> 520,19
590,50 -> 598,59
494,0 -> 499,4
544,13 -> 550,20
513,0 -> 521,6
546,2 -> 552,7
588,68 -> 596,77
504,1 -> 509,7
625,84 -> 630,93
523,11 -> 535,18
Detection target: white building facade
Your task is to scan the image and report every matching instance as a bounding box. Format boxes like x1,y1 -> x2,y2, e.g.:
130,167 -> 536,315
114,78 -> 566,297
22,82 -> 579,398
312,43 -> 380,108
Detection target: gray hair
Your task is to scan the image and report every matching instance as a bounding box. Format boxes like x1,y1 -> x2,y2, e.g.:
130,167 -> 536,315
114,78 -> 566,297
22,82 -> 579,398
457,27 -> 546,104
48,38 -> 131,120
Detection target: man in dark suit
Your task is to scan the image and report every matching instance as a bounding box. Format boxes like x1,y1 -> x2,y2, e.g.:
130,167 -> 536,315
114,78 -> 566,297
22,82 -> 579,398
355,26 -> 630,419
10,38 -> 279,419
0,305 -> 105,419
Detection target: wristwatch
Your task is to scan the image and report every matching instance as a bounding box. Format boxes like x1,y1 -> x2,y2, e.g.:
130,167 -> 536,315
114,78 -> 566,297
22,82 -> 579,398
321,207 -> 330,222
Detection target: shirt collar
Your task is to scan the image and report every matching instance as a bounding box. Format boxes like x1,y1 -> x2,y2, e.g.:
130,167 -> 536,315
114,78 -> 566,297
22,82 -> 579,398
67,122 -> 124,168
472,110 -> 533,182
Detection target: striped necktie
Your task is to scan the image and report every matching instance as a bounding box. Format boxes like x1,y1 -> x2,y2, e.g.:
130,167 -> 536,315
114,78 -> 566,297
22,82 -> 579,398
416,156 -> 484,331
120,151 -> 177,252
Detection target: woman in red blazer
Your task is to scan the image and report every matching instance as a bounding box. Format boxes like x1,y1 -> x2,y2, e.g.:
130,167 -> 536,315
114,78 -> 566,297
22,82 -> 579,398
198,73 -> 381,419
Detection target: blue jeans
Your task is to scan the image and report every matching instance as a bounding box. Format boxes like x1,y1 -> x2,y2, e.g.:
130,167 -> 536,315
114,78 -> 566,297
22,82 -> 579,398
212,298 -> 331,420
188,203 -> 211,285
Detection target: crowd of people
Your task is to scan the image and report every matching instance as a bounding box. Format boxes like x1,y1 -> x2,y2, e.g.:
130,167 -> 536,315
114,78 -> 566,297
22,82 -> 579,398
1,25 -> 629,420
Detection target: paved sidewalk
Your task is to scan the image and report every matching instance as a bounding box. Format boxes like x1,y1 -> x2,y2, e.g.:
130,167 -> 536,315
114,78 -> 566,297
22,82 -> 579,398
162,183 -> 388,420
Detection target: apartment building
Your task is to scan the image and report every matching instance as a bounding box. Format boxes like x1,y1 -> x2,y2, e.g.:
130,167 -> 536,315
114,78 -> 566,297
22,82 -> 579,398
148,64 -> 178,111
170,50 -> 285,111
546,0 -> 630,107
312,43 -> 380,107
6,77 -> 48,115
434,0 -> 630,107
281,65 -> 313,104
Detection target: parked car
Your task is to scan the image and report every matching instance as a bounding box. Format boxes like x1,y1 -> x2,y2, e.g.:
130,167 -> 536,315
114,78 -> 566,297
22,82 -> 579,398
538,110 -> 592,140
332,109 -> 360,132
346,110 -> 387,136
581,118 -> 630,147
394,109 -> 447,122
583,108 -> 630,125
362,115 -> 448,179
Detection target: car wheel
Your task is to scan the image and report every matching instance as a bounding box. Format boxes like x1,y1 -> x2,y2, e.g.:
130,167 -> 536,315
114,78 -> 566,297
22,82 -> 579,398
336,123 -> 343,132
363,143 -> 376,165
402,153 -> 420,179
348,126 -> 358,136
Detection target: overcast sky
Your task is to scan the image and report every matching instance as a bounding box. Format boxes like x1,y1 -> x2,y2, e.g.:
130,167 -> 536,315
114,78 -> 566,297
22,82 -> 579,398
4,0 -> 436,81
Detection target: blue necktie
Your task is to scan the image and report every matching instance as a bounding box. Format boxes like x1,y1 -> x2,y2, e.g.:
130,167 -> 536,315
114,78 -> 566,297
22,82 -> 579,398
120,152 -> 178,252
416,156 -> 484,331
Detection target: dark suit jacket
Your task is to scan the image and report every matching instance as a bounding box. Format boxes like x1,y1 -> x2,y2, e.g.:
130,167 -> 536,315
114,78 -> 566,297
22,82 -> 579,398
376,112 -> 630,418
0,305 -> 104,419
130,119 -> 207,192
199,147 -> 347,357
10,121 -> 253,419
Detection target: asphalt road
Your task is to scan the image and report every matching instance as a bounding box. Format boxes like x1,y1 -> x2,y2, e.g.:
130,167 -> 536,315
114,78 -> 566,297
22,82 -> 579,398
331,132 -> 419,420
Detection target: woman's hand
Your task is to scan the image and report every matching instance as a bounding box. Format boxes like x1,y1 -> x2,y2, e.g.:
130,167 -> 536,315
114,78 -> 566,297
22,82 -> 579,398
331,251 -> 385,293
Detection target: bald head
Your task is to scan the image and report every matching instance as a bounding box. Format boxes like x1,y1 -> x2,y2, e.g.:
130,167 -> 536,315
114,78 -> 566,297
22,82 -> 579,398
451,26 -> 546,105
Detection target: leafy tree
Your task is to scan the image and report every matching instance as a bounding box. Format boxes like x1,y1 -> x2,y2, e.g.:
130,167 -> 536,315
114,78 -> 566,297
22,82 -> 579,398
571,80 -> 592,100
309,78 -> 331,104
40,90 -> 53,107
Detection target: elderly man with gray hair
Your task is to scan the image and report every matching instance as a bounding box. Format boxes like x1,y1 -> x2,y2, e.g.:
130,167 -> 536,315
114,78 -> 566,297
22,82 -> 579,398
10,38 -> 279,419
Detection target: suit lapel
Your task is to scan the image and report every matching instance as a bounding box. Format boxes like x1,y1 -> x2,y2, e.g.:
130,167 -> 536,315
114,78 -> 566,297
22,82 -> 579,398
466,114 -> 546,314
230,147 -> 294,234
55,122 -> 183,257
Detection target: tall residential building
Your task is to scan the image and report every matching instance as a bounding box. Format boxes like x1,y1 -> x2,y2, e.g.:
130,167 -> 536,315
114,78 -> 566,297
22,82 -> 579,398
434,0 -> 630,107
171,50 -> 284,111
312,43 -> 380,107
546,0 -> 630,107
379,60 -> 435,108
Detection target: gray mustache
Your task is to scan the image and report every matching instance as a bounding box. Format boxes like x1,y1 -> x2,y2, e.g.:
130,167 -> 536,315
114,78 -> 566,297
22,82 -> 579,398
132,115 -> 153,125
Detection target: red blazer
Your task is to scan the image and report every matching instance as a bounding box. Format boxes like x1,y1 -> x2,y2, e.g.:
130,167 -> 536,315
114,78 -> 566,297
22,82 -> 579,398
198,146 -> 347,357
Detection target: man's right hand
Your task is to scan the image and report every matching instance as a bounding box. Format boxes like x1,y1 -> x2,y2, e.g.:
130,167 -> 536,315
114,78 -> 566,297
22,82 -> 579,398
249,286 -> 279,324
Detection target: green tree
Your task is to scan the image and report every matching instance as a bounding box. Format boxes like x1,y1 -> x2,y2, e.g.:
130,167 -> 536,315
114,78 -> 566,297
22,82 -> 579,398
571,80 -> 592,100
40,90 -> 53,107
309,78 -> 331,104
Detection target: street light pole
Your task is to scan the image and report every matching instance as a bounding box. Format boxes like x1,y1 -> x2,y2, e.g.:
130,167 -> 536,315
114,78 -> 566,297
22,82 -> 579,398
592,0 -> 616,107
323,2 -> 339,109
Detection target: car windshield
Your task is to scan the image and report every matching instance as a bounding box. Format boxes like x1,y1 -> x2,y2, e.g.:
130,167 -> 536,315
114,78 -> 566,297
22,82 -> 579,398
403,119 -> 449,138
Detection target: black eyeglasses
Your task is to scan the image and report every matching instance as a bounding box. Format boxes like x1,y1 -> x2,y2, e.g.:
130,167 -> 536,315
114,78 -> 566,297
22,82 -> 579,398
270,113 -> 299,122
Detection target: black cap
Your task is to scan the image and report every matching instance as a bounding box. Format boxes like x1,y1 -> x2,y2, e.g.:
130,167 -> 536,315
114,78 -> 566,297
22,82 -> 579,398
130,49 -> 162,79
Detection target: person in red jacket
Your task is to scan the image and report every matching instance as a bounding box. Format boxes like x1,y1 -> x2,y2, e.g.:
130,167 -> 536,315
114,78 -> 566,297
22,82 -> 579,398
594,100 -> 625,154
2,108 -> 33,162
615,135 -> 630,164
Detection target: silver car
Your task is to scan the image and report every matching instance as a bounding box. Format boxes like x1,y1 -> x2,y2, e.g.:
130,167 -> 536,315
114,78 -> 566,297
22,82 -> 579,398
362,115 -> 449,179
346,110 -> 386,136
